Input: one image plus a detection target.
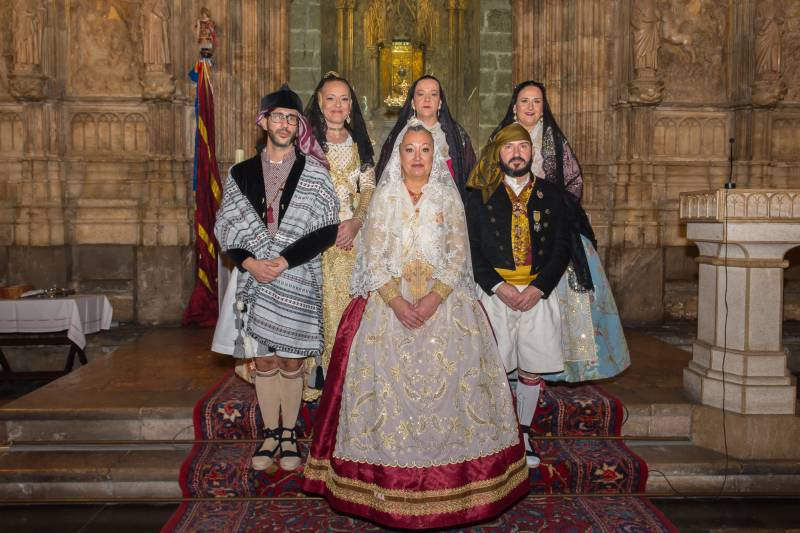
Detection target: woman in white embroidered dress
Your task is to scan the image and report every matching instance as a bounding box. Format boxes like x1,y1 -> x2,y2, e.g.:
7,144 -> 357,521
303,124 -> 527,530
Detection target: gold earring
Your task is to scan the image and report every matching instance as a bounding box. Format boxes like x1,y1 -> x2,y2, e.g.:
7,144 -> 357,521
513,109 -> 518,122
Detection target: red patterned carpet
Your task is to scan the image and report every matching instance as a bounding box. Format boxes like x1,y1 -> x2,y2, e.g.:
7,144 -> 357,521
163,372 -> 678,532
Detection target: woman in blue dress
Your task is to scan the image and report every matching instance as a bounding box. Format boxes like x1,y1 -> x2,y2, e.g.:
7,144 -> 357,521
490,81 -> 630,382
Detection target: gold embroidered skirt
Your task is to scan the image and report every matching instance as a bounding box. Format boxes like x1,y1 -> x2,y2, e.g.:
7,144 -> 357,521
303,283 -> 528,529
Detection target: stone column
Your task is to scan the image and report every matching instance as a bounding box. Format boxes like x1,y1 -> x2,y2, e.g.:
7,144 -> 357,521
335,0 -> 355,80
510,0 -> 534,84
447,0 -> 467,117
267,0 -> 290,90
680,189 -> 798,415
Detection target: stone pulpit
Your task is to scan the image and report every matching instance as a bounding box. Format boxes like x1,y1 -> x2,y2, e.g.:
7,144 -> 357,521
679,189 -> 799,415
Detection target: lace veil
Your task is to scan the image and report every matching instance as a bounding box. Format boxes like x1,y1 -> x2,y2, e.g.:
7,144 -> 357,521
350,122 -> 474,297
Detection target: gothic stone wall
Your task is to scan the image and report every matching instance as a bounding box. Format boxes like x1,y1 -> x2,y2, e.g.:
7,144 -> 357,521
0,0 -> 195,323
0,0 -> 289,324
515,0 -> 800,324
5,1 -> 799,326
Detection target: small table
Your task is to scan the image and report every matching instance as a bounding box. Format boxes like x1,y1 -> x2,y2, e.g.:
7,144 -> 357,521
0,294 -> 113,380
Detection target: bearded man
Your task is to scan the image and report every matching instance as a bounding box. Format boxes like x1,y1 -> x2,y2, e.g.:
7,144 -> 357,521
215,85 -> 339,471
465,123 -> 570,467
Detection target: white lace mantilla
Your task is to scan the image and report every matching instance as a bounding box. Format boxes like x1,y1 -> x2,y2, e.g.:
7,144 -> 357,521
350,122 -> 473,297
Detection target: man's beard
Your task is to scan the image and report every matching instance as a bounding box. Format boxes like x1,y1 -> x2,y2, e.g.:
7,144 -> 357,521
267,128 -> 297,149
499,157 -> 532,178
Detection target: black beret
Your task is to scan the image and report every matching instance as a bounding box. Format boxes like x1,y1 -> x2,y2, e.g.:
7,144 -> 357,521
260,84 -> 303,113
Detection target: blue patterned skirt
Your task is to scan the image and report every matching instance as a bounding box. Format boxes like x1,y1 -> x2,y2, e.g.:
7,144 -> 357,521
545,236 -> 630,382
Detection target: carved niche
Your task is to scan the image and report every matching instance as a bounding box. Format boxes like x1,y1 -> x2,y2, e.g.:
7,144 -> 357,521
69,0 -> 140,96
657,0 -> 726,102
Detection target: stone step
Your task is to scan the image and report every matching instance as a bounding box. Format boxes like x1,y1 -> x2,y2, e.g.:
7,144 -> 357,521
3,442 -> 799,501
2,398 -> 692,442
0,328 -> 227,443
0,447 -> 186,500
632,443 -> 800,494
620,402 -> 692,438
2,407 -> 195,442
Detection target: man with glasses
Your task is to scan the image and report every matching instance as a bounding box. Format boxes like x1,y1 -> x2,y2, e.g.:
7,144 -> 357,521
215,85 -> 339,471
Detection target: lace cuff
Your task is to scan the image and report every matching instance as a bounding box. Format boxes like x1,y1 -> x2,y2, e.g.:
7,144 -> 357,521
431,280 -> 453,301
377,279 -> 401,304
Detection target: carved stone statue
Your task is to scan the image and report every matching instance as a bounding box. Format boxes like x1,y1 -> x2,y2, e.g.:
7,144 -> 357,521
194,7 -> 217,57
632,0 -> 660,72
754,0 -> 783,80
9,0 -> 46,99
12,0 -> 45,68
142,0 -> 171,69
628,0 -> 663,105
752,0 -> 786,106
140,0 -> 175,100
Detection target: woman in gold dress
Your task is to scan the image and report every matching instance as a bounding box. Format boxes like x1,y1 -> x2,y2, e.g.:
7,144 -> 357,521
305,72 -> 375,397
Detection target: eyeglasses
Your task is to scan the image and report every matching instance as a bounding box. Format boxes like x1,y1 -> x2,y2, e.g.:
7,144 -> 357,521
268,112 -> 299,126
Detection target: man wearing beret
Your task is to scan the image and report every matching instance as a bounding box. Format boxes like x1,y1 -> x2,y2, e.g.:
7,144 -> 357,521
465,123 -> 570,468
215,85 -> 339,471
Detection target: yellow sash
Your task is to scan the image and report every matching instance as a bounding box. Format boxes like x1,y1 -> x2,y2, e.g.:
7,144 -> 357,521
494,266 -> 538,285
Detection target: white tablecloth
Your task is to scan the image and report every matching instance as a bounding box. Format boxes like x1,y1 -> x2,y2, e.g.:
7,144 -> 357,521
0,295 -> 113,349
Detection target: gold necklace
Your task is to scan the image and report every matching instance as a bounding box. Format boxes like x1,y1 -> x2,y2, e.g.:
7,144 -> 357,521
404,182 -> 423,204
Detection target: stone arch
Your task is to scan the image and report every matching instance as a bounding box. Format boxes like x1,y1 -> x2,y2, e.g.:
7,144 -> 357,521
71,113 -> 96,153
0,113 -> 24,153
123,114 -> 148,152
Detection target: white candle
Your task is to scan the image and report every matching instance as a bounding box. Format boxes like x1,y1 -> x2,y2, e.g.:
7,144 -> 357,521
234,148 -> 245,163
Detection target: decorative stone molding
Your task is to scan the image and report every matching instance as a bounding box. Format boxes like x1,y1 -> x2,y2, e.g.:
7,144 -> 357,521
9,74 -> 47,100
69,112 -> 149,154
680,189 -> 800,222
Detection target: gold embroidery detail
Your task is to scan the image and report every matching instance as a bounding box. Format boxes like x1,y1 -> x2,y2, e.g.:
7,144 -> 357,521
430,280 -> 453,301
304,457 -> 528,516
505,182 -> 534,268
335,290 -> 520,468
377,279 -> 402,304
401,259 -> 434,304
318,141 -> 377,382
